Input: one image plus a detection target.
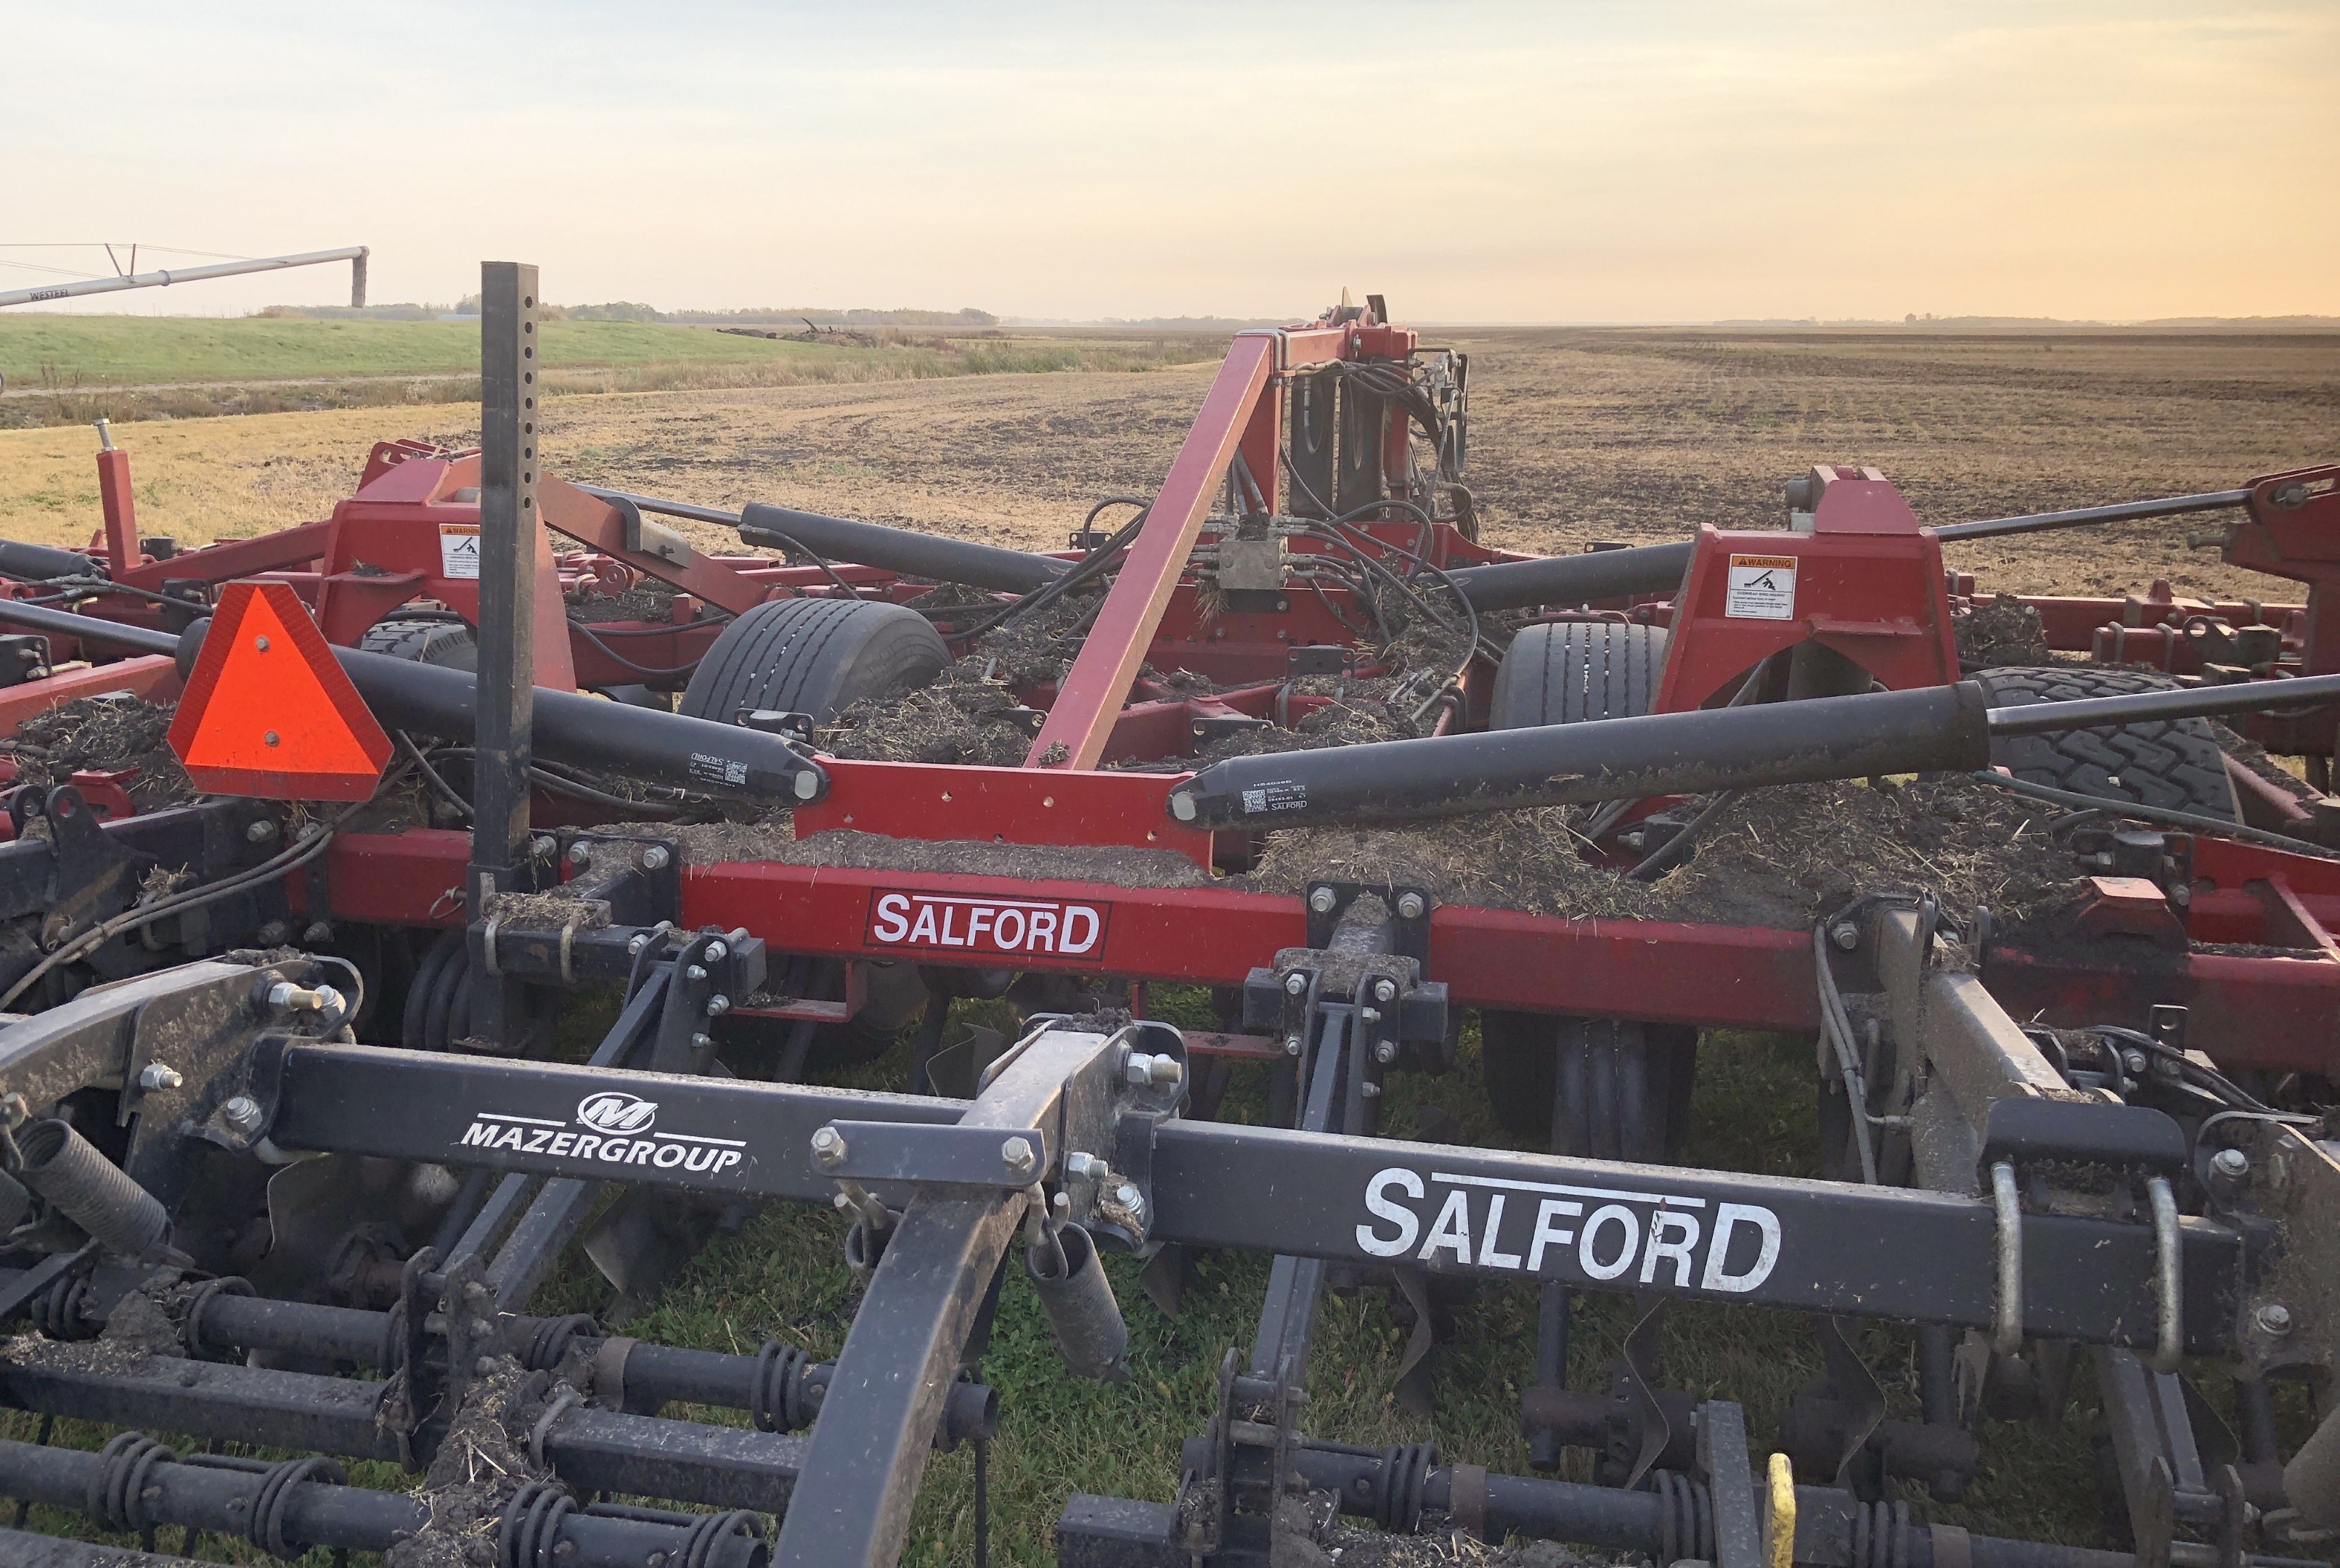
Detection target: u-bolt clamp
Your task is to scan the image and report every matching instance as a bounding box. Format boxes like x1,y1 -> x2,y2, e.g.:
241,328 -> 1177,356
1989,1160 -> 2023,1357
2145,1175 -> 2181,1375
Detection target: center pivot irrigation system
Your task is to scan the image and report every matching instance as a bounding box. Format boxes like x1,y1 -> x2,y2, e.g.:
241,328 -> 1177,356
0,263 -> 2331,1567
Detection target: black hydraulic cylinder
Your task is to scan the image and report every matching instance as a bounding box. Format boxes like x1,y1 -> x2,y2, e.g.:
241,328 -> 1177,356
1170,682 -> 1992,829
1933,487 -> 2253,542
1443,540 -> 1695,611
739,502 -> 1068,593
0,598 -> 828,803
0,541 -> 105,584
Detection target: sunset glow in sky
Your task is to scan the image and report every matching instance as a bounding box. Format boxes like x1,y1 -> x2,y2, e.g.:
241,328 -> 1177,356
9,1 -> 2335,322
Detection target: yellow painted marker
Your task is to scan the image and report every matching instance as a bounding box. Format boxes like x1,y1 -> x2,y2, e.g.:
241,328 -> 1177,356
1768,1452 -> 1797,1568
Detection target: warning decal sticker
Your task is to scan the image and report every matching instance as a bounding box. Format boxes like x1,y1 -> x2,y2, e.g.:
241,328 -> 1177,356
1724,555 -> 1796,620
439,523 -> 482,580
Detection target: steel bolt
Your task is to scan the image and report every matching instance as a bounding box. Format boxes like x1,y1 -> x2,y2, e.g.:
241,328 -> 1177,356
256,922 -> 289,945
2122,1049 -> 2150,1076
136,1063 -> 183,1092
705,942 -> 727,963
810,1127 -> 847,1167
1373,978 -> 1398,1003
302,922 -> 333,945
705,994 -> 730,1016
568,841 -> 592,865
2257,1302 -> 2294,1336
686,965 -> 709,982
530,835 -> 557,860
263,731 -> 280,747
1001,1136 -> 1037,1178
221,1095 -> 265,1135
1284,972 -> 1308,997
1114,1183 -> 1141,1208
246,819 -> 278,844
1308,886 -> 1337,915
1361,1081 -> 1381,1098
0,1094 -> 25,1128
690,1032 -> 712,1051
1374,1040 -> 1398,1064
1284,1035 -> 1303,1055
1830,922 -> 1861,952
254,636 -> 270,652
1065,1152 -> 1104,1182
642,845 -> 671,871
2211,1148 -> 2250,1182
1360,1006 -> 1380,1023
1395,892 -> 1426,920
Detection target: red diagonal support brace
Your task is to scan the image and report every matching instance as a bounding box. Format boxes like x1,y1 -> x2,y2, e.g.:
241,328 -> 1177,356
1025,333 -> 1276,769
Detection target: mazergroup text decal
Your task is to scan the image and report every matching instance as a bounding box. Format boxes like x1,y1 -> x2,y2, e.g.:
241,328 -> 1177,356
456,1090 -> 746,1175
865,889 -> 1110,962
1356,1167 -> 1781,1293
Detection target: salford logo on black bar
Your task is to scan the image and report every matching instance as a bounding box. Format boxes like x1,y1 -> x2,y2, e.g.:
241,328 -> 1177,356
1356,1166 -> 1781,1294
865,889 -> 1111,962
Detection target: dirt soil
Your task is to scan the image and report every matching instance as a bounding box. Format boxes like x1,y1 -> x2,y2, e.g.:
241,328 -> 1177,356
1242,775 -> 2084,930
1955,592 -> 2052,667
1,695 -> 193,809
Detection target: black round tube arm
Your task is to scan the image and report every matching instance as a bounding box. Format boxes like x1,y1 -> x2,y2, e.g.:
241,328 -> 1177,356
738,502 -> 1067,593
1443,540 -> 1695,612
1934,488 -> 2253,542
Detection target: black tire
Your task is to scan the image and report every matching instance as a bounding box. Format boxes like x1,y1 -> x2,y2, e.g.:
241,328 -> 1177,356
680,598 -> 947,727
1483,621 -> 1689,1149
1490,621 -> 1669,729
359,617 -> 478,671
1975,665 -> 2238,822
1480,1013 -> 1697,1159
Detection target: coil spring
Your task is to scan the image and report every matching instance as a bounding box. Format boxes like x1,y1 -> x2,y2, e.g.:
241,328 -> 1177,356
30,1270 -> 97,1341
751,1341 -> 819,1433
250,1455 -> 346,1559
526,1312 -> 598,1372
86,1432 -> 174,1538
499,1480 -> 579,1568
1646,1469 -> 1713,1564
680,1508 -> 765,1568
181,1276 -> 254,1361
1372,1442 -> 1438,1533
1851,1498 -> 1915,1568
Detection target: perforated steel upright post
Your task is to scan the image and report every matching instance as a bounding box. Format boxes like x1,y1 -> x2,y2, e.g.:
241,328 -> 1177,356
470,261 -> 541,1045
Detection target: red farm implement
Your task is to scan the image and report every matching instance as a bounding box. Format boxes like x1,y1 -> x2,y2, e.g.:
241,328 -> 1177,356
0,266 -> 2330,1568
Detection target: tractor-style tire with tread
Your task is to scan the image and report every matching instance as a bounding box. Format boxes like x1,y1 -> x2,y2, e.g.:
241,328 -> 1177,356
359,618 -> 478,671
1483,618 -> 1697,1152
1490,621 -> 1669,729
1975,665 -> 2238,822
680,597 -> 947,727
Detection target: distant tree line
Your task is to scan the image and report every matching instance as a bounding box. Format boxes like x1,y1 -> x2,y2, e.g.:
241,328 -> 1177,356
257,301 -> 997,327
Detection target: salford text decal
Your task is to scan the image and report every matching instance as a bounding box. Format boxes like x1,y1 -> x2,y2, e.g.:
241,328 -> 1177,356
865,889 -> 1110,962
1356,1167 -> 1781,1293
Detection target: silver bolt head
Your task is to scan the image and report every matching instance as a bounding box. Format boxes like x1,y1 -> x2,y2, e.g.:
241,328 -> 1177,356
1830,922 -> 1861,951
1284,971 -> 1308,996
2211,1148 -> 2250,1180
1308,886 -> 1337,914
568,841 -> 592,865
1395,892 -> 1426,920
1359,1006 -> 1380,1023
1361,1081 -> 1382,1098
1065,1152 -> 1102,1181
1001,1136 -> 1037,1177
706,942 -> 727,962
810,1127 -> 847,1165
1374,1040 -> 1398,1064
136,1063 -> 183,1092
1373,978 -> 1398,1003
246,818 -> 278,843
1114,1183 -> 1142,1208
686,965 -> 709,982
705,994 -> 730,1016
531,835 -> 557,859
2257,1302 -> 2294,1335
2123,1049 -> 2150,1075
1284,1035 -> 1303,1055
221,1095 -> 264,1134
642,845 -> 672,871
1149,1054 -> 1183,1088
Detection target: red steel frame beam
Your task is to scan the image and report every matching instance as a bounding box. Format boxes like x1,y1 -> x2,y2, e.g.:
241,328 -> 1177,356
0,655 -> 179,737
1027,333 -> 1277,769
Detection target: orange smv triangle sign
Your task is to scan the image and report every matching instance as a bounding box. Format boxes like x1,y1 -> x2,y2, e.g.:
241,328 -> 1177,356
167,580 -> 393,801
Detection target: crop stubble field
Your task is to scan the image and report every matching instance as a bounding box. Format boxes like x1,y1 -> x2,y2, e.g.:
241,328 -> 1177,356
0,329 -> 2336,1564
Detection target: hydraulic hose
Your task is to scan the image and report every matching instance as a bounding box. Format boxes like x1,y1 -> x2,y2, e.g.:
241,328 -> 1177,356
738,502 -> 1069,594
1443,541 -> 1695,612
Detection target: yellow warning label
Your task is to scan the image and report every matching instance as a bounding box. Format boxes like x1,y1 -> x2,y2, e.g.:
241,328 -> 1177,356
1725,554 -> 1795,619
